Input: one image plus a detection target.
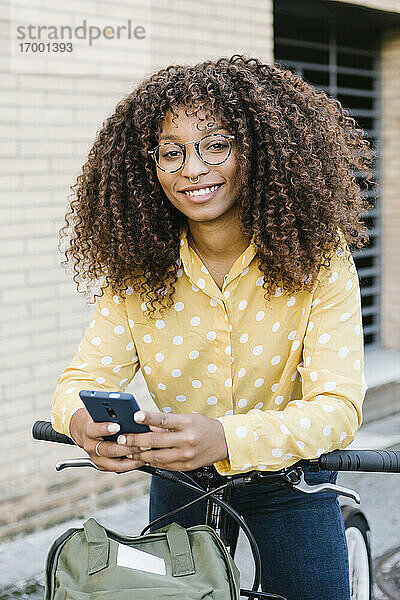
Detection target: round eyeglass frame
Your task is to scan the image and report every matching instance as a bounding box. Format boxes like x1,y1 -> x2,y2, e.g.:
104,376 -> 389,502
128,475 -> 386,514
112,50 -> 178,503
147,133 -> 235,173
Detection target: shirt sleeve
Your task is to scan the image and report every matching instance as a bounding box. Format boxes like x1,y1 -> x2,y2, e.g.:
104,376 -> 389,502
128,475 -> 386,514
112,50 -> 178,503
51,282 -> 140,438
214,236 -> 368,475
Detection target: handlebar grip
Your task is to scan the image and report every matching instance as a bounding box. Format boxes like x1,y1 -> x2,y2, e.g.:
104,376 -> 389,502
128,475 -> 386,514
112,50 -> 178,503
32,420 -> 75,446
320,449 -> 400,473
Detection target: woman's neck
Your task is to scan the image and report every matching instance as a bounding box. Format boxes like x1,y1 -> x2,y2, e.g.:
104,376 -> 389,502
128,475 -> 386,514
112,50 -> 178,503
187,220 -> 251,264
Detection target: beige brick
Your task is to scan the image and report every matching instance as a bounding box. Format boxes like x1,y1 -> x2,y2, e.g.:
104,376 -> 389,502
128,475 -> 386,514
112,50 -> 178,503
0,252 -> 54,273
0,157 -> 48,174
0,141 -> 18,157
0,174 -> 20,190
73,110 -> 108,127
0,238 -> 24,256
0,271 -> 26,288
0,335 -> 31,355
32,328 -> 72,350
18,73 -> 74,92
29,297 -> 72,317
0,90 -> 46,106
31,357 -> 77,380
2,283 -> 57,305
0,366 -> 31,386
0,207 -> 24,223
0,221 -> 54,239
26,267 -> 66,285
20,141 -> 75,157
22,172 -> 71,189
56,280 -> 83,297
0,189 -> 52,208
0,107 -> 18,122
0,303 -> 29,323
0,429 -> 37,455
49,157 -> 82,173
2,314 -> 57,337
74,78 -> 129,95
45,91 -> 116,110
20,107 -> 75,125
0,72 -> 18,90
1,344 -> 57,370
26,236 -> 58,254
25,205 -> 62,221
1,125 -> 58,141
42,0 -> 99,16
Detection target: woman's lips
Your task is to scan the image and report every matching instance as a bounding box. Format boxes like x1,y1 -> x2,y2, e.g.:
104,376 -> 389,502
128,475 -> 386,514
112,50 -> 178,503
179,183 -> 224,204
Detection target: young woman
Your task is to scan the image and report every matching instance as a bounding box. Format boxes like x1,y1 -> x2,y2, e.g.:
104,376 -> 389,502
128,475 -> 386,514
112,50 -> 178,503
52,54 -> 373,598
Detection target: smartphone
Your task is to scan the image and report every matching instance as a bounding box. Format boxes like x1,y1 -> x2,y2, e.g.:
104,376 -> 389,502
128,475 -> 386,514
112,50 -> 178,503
79,390 -> 151,442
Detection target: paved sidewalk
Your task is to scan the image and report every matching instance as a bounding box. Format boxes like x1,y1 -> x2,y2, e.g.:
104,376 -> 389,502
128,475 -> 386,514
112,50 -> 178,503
1,412 -> 400,595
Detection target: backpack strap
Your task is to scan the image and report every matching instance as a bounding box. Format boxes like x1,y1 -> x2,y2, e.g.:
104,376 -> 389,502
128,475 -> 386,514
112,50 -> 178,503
83,518 -> 110,574
165,522 -> 195,577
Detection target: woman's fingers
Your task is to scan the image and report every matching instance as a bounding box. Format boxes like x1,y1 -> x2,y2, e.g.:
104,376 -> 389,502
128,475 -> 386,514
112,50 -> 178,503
92,438 -> 143,459
133,448 -> 195,471
118,430 -> 183,450
133,410 -> 188,431
88,438 -> 147,472
134,446 -> 191,468
86,420 -> 121,439
95,455 -> 147,473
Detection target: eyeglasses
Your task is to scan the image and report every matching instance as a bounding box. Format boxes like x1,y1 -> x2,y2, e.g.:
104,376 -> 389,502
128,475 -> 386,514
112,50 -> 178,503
147,133 -> 235,173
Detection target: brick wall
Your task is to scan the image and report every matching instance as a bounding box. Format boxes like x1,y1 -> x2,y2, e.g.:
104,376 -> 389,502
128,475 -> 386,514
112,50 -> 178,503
380,28 -> 400,350
0,0 -> 273,541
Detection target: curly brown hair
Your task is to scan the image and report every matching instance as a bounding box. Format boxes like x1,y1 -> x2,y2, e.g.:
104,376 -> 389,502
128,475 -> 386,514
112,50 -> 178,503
59,54 -> 375,319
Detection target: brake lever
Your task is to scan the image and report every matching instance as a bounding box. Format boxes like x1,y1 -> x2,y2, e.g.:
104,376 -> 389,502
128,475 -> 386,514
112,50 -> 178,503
282,470 -> 361,504
56,458 -> 99,471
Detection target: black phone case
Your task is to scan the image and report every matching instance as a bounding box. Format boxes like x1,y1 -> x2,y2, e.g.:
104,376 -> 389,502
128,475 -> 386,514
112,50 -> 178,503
79,390 -> 151,441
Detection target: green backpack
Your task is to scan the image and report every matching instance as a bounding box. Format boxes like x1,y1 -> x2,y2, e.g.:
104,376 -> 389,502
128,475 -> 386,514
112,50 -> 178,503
44,517 -> 241,600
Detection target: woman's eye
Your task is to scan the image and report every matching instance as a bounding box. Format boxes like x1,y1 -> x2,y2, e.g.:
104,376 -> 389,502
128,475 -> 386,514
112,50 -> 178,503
206,142 -> 229,151
162,150 -> 181,159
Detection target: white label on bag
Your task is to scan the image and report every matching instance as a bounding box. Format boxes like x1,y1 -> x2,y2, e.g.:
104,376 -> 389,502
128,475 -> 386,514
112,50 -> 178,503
116,543 -> 166,575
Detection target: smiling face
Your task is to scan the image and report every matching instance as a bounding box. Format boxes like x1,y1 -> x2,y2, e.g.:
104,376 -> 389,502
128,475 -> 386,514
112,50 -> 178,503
155,106 -> 242,227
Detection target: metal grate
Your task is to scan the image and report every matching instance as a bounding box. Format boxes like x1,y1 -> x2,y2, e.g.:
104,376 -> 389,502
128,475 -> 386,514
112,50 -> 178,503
273,0 -> 382,348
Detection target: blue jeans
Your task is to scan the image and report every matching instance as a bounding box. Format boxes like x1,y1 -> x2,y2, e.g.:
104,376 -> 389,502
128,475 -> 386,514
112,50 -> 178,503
149,468 -> 350,600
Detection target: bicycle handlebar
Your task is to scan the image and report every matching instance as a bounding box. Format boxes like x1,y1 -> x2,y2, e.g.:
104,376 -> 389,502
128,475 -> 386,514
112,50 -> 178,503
32,420 -> 400,473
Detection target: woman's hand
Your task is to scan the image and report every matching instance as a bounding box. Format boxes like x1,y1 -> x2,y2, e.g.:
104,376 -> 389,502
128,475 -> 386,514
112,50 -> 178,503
117,410 -> 229,471
69,407 -> 147,473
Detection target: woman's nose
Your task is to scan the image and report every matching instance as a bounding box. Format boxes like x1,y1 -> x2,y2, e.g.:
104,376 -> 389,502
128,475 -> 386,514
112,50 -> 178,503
180,144 -> 209,178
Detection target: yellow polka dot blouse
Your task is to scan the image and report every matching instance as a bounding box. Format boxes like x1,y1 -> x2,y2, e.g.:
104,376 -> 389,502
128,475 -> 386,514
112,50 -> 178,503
51,224 -> 367,476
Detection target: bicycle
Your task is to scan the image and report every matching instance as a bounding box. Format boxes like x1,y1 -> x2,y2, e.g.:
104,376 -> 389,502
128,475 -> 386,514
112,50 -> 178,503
32,420 -> 400,600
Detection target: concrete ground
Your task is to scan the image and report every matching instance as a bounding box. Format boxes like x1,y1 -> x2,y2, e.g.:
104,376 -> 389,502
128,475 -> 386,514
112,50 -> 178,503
0,412 -> 400,598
